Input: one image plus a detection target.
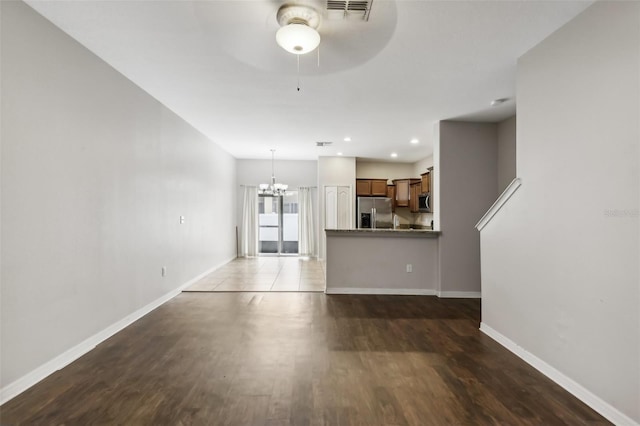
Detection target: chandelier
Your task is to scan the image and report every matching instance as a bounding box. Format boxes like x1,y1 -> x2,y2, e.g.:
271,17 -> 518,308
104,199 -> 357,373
259,149 -> 288,196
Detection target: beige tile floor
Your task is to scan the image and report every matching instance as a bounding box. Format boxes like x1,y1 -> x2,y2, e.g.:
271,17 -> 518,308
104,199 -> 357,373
184,257 -> 326,292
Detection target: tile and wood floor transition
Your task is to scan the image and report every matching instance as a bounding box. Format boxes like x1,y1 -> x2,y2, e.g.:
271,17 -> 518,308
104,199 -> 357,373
185,257 -> 326,292
1,269 -> 609,425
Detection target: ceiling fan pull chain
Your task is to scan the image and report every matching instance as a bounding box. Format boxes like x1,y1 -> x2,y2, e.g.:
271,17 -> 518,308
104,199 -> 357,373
317,46 -> 320,68
297,54 -> 300,92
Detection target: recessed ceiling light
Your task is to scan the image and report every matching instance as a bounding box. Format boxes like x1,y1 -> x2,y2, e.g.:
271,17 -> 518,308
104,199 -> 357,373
344,137 -> 351,142
410,138 -> 419,144
337,152 -> 343,156
390,152 -> 398,158
490,98 -> 509,107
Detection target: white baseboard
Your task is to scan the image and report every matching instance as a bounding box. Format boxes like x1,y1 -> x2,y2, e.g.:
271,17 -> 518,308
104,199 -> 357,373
325,287 -> 437,296
0,256 -> 235,406
324,288 -> 482,298
438,291 -> 481,298
480,322 -> 639,426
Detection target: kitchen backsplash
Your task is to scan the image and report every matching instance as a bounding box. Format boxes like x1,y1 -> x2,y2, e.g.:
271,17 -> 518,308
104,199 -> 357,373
394,208 -> 433,229
414,212 -> 434,227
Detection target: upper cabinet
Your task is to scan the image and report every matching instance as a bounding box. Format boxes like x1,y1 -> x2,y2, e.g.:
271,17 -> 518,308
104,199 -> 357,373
421,171 -> 431,194
356,179 -> 388,197
420,167 -> 434,212
409,181 -> 422,213
356,179 -> 369,196
393,179 -> 410,207
392,178 -> 420,207
371,179 -> 388,196
386,184 -> 396,212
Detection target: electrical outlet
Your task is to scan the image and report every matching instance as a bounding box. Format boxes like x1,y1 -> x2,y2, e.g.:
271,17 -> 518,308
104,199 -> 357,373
406,264 -> 412,273
161,266 -> 167,277
179,215 -> 185,224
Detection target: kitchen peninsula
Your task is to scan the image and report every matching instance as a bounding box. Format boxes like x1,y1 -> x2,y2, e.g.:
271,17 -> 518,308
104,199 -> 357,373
324,228 -> 440,295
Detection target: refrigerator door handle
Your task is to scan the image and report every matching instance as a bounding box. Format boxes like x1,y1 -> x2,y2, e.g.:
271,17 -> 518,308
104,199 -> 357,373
373,207 -> 377,229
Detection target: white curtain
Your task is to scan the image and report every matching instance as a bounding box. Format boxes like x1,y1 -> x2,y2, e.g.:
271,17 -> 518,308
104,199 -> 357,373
298,187 -> 316,257
240,186 -> 258,257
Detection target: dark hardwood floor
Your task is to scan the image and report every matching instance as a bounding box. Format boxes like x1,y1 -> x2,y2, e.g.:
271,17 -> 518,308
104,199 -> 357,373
1,293 -> 610,425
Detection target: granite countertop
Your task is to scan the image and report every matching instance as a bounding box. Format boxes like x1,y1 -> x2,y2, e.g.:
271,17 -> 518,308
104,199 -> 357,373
325,228 -> 440,238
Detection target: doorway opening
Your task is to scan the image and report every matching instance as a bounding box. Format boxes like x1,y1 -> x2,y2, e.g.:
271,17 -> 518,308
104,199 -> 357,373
258,192 -> 299,255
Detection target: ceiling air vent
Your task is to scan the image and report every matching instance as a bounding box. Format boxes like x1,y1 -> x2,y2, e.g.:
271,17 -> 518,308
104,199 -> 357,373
316,141 -> 333,147
326,0 -> 372,21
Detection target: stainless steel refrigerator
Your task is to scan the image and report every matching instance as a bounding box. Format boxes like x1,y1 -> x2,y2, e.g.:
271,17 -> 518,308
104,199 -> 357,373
357,197 -> 393,229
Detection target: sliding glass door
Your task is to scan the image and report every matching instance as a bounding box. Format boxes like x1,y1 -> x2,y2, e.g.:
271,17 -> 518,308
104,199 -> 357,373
258,192 -> 298,255
258,195 -> 280,254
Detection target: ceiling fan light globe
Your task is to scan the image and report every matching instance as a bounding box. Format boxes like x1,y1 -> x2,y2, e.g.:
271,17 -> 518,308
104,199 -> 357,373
276,24 -> 320,55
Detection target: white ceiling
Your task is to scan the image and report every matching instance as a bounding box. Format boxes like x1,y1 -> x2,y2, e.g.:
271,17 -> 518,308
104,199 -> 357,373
25,0 -> 592,161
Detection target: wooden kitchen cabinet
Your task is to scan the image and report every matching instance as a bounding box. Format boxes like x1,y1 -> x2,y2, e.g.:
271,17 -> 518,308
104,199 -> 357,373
387,185 -> 396,211
370,179 -> 388,196
356,179 -> 371,196
392,179 -> 410,207
393,178 -> 420,207
356,179 -> 388,196
421,171 -> 431,194
409,181 -> 422,212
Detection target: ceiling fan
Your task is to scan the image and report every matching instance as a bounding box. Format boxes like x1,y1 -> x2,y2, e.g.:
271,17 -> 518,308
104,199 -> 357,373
191,0 -> 397,75
275,4 -> 322,55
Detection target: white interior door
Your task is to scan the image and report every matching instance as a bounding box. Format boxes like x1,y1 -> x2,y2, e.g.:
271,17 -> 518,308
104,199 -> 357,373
325,185 -> 351,230
325,186 -> 338,229
336,186 -> 351,229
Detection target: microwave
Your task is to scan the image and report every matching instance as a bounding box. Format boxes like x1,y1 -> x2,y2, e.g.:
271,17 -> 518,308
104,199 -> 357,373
418,193 -> 431,213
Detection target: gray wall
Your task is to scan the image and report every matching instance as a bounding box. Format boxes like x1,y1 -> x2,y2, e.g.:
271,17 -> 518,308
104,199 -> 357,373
353,157 -> 434,183
355,161 -> 414,182
497,116 -> 517,192
325,234 -> 439,294
412,155 -> 434,177
1,1 -> 236,388
480,2 -> 639,422
438,121 -> 498,295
